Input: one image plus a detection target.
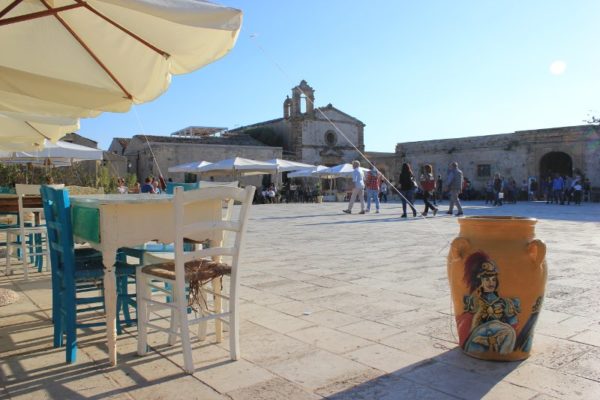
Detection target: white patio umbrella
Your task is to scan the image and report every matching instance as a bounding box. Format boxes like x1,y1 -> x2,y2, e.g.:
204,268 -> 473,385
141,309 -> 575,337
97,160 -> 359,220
0,0 -> 242,143
196,157 -> 277,177
314,163 -> 370,192
264,159 -> 315,187
287,165 -> 329,178
167,160 -> 213,173
0,112 -> 79,151
265,159 -> 314,173
0,140 -> 103,166
315,163 -> 369,179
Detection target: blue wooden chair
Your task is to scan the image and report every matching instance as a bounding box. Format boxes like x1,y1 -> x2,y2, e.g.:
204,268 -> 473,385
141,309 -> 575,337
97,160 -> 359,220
41,185 -> 136,363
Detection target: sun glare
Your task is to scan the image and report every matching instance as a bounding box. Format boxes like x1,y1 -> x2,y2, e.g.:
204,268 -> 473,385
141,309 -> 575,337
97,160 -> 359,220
549,60 -> 567,75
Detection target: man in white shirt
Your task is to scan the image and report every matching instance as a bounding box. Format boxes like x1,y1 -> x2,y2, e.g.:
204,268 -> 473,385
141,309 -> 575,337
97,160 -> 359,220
343,160 -> 366,214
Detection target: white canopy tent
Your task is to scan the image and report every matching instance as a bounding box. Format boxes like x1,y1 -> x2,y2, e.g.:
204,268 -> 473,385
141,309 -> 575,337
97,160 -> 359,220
0,0 -> 242,149
287,165 -> 329,178
315,163 -> 369,179
167,161 -> 213,173
0,140 -> 103,165
264,159 -> 314,173
196,157 -> 277,177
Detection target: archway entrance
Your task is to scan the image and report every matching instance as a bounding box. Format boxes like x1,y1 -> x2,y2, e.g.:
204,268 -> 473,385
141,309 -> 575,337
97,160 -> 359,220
539,152 -> 572,180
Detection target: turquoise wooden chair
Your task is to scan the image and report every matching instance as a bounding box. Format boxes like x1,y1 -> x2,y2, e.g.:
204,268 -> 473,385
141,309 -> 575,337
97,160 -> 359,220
41,185 -> 136,363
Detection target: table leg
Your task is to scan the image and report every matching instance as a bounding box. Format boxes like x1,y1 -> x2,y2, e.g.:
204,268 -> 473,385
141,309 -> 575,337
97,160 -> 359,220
102,248 -> 118,366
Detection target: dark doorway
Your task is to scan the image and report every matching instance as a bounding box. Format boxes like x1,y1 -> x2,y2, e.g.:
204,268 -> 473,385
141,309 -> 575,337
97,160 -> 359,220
539,152 -> 572,180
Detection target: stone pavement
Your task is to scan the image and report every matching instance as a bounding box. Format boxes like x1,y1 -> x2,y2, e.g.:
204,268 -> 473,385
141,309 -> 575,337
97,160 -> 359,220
1,200 -> 599,399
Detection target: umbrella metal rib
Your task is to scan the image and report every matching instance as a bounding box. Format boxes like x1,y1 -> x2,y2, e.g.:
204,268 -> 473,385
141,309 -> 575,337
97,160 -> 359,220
40,0 -> 132,100
0,2 -> 82,23
74,0 -> 169,57
24,121 -> 51,141
1,0 -> 173,102
0,0 -> 22,19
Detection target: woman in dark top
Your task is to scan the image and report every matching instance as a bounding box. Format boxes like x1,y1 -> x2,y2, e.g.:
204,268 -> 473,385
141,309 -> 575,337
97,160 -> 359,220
398,162 -> 418,218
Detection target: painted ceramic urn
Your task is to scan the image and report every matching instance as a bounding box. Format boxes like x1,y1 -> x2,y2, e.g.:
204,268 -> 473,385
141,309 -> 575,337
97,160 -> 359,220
447,216 -> 547,361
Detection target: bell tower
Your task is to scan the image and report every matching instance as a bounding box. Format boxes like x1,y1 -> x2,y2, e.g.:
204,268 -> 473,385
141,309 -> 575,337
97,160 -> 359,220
283,96 -> 292,119
290,80 -> 315,116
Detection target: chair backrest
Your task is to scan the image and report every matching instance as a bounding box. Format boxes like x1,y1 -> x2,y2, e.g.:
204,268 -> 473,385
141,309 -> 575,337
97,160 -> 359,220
166,182 -> 199,194
172,185 -> 255,290
0,186 -> 15,194
40,185 -> 76,284
16,183 -> 64,227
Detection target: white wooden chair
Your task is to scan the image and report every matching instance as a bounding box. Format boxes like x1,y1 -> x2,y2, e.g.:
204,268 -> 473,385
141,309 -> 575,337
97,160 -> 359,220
136,185 -> 255,373
6,184 -> 63,279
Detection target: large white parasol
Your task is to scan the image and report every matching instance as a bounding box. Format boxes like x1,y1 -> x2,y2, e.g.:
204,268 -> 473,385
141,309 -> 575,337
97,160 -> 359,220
196,157 -> 277,177
287,165 -> 329,178
0,112 -> 80,151
0,0 -> 243,143
167,160 -> 213,173
315,163 -> 369,179
0,139 -> 103,165
264,158 -> 314,173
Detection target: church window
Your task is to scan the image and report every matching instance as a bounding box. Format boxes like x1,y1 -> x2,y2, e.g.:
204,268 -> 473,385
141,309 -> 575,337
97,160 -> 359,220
325,131 -> 337,146
477,164 -> 491,178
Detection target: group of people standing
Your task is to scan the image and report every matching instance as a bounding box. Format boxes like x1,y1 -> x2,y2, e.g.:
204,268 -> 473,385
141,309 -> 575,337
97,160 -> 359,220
116,176 -> 166,194
543,174 -> 588,205
342,160 -> 465,217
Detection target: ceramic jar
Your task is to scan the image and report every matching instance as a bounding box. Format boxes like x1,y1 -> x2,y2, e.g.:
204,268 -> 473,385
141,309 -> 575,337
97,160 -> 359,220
447,216 -> 547,361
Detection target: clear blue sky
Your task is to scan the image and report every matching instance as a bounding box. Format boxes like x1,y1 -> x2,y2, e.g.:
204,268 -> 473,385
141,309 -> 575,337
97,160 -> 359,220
78,0 -> 600,153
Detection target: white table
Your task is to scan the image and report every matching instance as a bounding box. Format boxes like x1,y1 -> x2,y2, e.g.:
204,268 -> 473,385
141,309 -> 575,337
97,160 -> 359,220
70,194 -> 221,365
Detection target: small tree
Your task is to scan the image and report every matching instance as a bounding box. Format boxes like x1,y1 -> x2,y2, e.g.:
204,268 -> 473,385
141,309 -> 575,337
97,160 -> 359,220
97,165 -> 116,193
126,173 -> 138,188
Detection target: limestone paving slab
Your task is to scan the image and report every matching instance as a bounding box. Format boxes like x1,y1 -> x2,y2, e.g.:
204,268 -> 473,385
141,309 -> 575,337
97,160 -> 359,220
1,200 -> 599,399
286,326 -> 373,354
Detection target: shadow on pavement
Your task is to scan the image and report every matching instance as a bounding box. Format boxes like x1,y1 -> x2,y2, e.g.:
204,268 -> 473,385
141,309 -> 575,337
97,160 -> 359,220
327,348 -> 524,399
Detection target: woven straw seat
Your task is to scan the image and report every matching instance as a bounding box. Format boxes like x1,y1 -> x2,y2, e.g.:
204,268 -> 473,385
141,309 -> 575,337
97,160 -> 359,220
141,259 -> 231,282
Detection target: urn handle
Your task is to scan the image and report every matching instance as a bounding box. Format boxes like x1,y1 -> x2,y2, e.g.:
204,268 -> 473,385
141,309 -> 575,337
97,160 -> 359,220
449,237 -> 470,261
527,239 -> 546,266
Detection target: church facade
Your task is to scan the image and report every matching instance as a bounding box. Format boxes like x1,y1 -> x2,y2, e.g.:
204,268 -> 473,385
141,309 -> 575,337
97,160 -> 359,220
229,80 -> 365,166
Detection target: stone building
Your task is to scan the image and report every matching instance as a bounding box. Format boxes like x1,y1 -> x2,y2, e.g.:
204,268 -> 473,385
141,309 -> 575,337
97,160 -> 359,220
62,133 -> 128,179
109,132 -> 282,186
391,124 -> 600,193
229,80 -> 365,166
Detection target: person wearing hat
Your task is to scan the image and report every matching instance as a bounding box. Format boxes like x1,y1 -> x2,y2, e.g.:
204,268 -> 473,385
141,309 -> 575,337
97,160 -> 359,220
456,251 -> 521,355
445,161 -> 464,216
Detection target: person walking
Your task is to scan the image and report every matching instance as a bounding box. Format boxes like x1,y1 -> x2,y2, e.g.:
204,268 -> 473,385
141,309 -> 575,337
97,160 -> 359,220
552,174 -> 564,204
583,178 -> 591,202
379,181 -> 388,203
572,178 -> 583,205
436,174 -> 443,204
398,162 -> 418,218
493,174 -> 503,206
343,160 -> 366,214
544,176 -> 553,204
419,164 -> 438,216
445,162 -> 464,216
364,165 -> 382,213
